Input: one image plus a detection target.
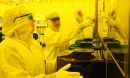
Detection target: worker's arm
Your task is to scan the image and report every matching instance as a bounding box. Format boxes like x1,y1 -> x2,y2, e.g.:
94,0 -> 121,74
1,46 -> 47,78
1,44 -> 82,78
106,18 -> 127,44
115,24 -> 128,44
96,16 -> 127,44
44,29 -> 73,47
44,19 -> 94,47
69,18 -> 95,40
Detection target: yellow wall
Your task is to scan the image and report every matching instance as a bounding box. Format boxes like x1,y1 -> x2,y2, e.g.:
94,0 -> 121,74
117,0 -> 129,38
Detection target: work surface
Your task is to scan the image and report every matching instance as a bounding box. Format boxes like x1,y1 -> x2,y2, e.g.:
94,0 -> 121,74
57,48 -> 125,78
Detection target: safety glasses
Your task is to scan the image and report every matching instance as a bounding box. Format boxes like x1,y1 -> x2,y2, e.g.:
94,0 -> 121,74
14,13 -> 33,22
50,17 -> 60,22
27,13 -> 33,20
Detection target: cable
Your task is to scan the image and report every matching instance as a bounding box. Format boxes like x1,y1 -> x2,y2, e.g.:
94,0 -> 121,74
104,44 -> 125,77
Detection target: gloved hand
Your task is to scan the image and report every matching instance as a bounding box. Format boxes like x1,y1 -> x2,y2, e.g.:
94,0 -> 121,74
76,10 -> 84,23
56,64 -> 83,78
76,16 -> 84,23
106,18 -> 120,31
105,18 -> 117,26
79,18 -> 95,30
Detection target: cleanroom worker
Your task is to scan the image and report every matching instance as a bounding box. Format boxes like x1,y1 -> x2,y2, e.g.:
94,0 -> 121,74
44,12 -> 95,74
0,5 -> 83,78
105,10 -> 127,45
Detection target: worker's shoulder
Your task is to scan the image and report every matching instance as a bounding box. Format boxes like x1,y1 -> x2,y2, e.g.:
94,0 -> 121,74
31,39 -> 43,48
0,40 -> 22,59
0,38 -> 22,49
32,39 -> 40,45
0,39 -> 28,55
0,39 -> 15,49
